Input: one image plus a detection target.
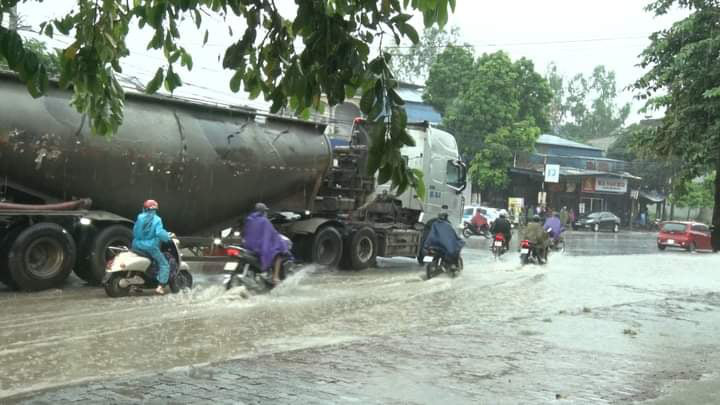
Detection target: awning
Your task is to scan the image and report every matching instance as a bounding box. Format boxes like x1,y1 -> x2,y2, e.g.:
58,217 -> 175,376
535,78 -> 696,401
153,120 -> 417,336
639,190 -> 666,203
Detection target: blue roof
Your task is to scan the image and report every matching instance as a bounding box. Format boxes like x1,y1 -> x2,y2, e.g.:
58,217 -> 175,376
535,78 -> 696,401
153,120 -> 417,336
405,102 -> 442,124
536,134 -> 602,151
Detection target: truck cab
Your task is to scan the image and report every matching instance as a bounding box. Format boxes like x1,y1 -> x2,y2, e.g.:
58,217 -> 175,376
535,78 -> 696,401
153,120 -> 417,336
374,122 -> 466,229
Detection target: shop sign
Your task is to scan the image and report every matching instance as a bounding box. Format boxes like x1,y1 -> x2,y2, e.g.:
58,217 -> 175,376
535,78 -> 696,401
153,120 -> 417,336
582,177 -> 595,193
544,164 -> 560,183
595,177 -> 628,193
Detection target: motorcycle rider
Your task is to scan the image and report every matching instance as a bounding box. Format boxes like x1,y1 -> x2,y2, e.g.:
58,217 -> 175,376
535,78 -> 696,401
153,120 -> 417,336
132,199 -> 171,295
423,212 -> 464,269
544,211 -> 565,248
490,210 -> 512,250
470,210 -> 489,235
522,215 -> 550,263
243,203 -> 291,286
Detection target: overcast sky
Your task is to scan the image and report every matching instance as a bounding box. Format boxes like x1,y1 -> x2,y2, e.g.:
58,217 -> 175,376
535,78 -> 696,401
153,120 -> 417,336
13,1 -> 686,125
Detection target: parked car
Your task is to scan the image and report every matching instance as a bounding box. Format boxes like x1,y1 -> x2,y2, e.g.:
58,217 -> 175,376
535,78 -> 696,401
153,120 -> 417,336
657,221 -> 713,252
573,211 -> 621,233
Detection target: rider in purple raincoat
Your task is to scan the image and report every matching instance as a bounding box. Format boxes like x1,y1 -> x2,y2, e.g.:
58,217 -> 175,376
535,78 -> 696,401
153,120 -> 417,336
243,203 -> 290,285
544,212 -> 565,242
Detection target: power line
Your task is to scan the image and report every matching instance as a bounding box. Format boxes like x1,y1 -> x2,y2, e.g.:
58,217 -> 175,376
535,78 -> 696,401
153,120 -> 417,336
384,35 -> 650,50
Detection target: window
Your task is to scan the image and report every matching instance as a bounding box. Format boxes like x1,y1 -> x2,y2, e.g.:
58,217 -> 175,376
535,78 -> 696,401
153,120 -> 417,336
662,223 -> 688,233
464,208 -> 474,216
692,225 -> 709,233
446,160 -> 462,187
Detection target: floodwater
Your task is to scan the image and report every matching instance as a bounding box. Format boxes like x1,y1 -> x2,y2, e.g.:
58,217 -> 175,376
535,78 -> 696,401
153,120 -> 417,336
2,231 -> 720,403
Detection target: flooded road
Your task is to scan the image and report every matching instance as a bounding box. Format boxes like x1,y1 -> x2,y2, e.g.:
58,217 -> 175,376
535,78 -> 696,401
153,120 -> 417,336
2,231 -> 720,403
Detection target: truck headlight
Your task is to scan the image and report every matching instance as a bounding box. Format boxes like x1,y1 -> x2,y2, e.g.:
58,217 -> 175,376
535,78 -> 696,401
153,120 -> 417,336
79,217 -> 92,226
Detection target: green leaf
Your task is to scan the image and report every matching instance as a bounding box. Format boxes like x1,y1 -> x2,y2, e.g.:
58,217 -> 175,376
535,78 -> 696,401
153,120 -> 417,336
229,70 -> 243,92
203,30 -> 209,46
145,67 -> 164,94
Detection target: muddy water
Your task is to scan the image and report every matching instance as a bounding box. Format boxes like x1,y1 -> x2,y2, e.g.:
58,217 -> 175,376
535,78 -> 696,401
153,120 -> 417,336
1,240 -> 720,401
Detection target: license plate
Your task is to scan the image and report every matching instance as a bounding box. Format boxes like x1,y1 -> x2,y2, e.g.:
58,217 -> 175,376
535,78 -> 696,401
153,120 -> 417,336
494,241 -> 503,247
521,248 -> 529,254
667,239 -> 675,245
224,262 -> 239,271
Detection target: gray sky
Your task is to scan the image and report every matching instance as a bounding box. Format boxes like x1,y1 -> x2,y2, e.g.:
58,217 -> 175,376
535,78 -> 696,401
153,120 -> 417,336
14,0 -> 685,124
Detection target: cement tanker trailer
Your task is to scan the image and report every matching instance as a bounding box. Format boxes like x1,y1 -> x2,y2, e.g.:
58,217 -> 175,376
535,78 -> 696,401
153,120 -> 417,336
0,71 -> 466,291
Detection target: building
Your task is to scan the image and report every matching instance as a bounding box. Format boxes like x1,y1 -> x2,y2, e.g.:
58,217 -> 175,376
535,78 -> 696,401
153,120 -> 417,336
509,134 -> 640,222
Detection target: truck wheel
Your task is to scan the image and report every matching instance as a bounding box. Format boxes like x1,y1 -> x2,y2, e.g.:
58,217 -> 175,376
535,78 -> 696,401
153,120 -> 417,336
312,226 -> 343,268
341,227 -> 377,270
78,225 -> 133,285
8,223 -> 76,291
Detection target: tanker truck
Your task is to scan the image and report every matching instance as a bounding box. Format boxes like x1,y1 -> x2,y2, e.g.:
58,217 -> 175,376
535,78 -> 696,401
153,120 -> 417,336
0,71 -> 466,291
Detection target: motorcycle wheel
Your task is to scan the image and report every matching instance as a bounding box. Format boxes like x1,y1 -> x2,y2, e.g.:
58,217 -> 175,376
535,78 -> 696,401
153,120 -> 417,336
426,259 -> 441,280
170,270 -> 193,293
492,246 -> 499,260
225,273 -> 245,290
462,228 -> 473,239
104,273 -> 130,298
450,257 -> 463,278
520,254 -> 529,266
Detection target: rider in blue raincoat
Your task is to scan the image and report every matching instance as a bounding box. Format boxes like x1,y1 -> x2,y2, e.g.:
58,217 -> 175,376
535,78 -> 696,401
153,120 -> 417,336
423,212 -> 464,265
543,212 -> 565,242
132,199 -> 171,295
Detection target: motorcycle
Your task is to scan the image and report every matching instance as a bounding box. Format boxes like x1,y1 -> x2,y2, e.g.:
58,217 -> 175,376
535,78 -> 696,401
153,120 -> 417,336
491,233 -> 508,259
221,235 -> 297,294
104,236 -> 193,297
425,247 -> 464,280
462,221 -> 490,239
519,239 -> 547,266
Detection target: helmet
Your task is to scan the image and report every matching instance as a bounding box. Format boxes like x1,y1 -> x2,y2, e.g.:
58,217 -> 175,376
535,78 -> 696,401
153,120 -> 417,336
254,202 -> 269,212
532,215 -> 541,223
438,212 -> 449,221
143,199 -> 159,210
499,210 -> 508,218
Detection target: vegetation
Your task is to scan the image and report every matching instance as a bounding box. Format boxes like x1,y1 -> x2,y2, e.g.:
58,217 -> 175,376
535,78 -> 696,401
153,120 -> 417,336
424,49 -> 552,189
546,64 -> 630,141
633,0 -> 720,249
387,25 -> 462,83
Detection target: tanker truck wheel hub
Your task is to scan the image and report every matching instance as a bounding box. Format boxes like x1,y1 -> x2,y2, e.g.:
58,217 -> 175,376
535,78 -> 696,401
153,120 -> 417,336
357,236 -> 374,263
25,237 -> 64,279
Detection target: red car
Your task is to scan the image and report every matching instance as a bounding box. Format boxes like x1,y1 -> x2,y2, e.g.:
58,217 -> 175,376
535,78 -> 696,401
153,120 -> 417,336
657,221 -> 713,252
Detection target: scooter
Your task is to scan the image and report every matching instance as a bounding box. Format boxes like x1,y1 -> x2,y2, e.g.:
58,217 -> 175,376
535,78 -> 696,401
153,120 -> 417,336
491,233 -> 508,259
221,235 -> 297,294
104,236 -> 193,297
462,221 -> 490,239
519,239 -> 547,266
425,247 -> 464,280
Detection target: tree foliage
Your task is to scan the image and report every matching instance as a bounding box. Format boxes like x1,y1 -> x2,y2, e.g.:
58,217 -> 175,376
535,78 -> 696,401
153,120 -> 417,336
0,37 -> 59,75
387,25 -> 461,83
424,49 -> 551,190
0,0 -> 458,198
548,64 -> 630,141
633,0 -> 720,248
422,44 -> 474,115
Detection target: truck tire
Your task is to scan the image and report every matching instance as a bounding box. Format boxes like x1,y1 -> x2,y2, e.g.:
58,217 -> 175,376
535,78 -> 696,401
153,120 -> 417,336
341,227 -> 377,270
77,225 -> 133,285
7,223 -> 76,291
312,226 -> 343,268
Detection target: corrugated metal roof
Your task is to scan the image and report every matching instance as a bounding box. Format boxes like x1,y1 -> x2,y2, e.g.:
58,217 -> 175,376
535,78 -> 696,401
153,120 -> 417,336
405,102 -> 442,123
395,87 -> 425,103
537,134 -> 602,151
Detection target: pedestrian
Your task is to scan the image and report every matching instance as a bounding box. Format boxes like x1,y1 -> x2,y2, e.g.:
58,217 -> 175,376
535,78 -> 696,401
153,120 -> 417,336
560,206 -> 569,226
569,208 -> 576,224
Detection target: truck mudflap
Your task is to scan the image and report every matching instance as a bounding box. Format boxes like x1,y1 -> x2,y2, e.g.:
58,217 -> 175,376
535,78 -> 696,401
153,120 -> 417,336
375,228 -> 422,258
